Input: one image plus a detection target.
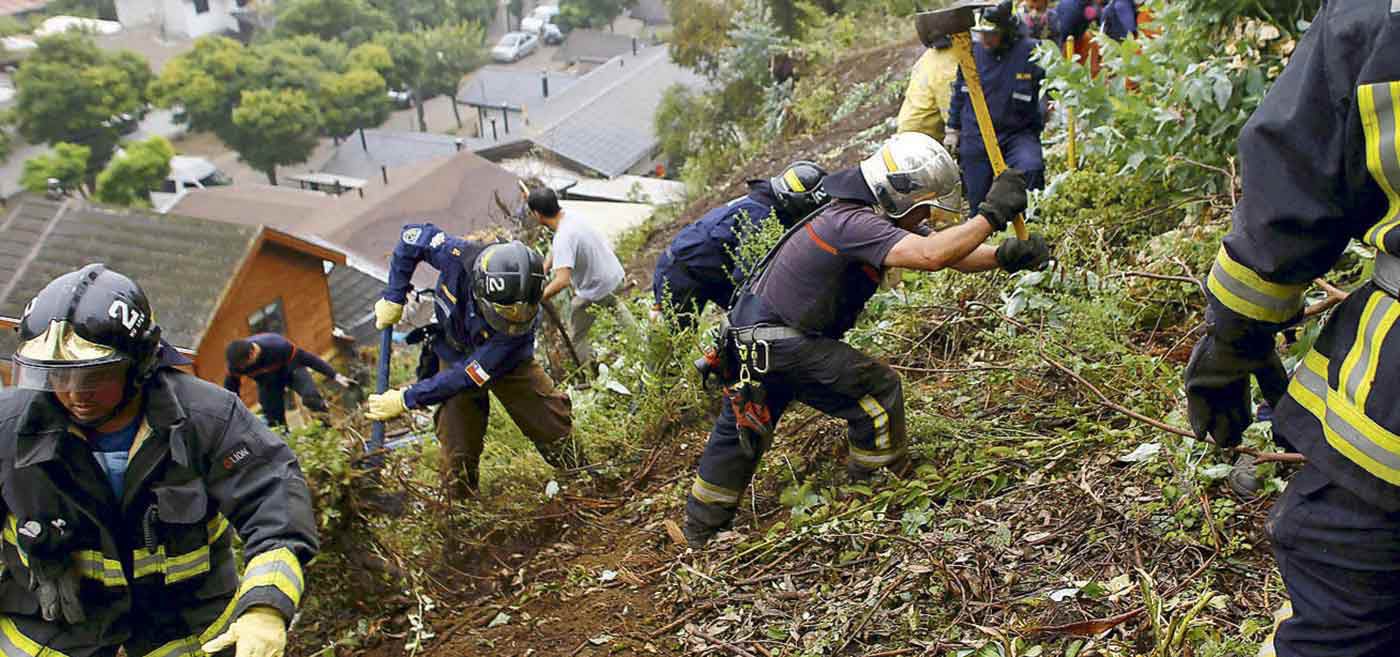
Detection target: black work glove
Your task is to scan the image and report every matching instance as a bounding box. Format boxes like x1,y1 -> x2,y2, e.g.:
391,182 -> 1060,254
1183,309 -> 1289,450
995,234 -> 1051,272
979,168 -> 1028,232
17,518 -> 86,625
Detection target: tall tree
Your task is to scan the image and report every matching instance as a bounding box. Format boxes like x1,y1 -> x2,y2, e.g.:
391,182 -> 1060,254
94,135 -> 174,207
347,42 -> 394,76
21,143 -> 91,196
13,34 -> 149,181
274,0 -> 394,45
375,22 -> 486,132
558,0 -> 636,30
367,0 -> 496,30
666,0 -> 737,78
320,68 -> 392,139
230,89 -> 322,186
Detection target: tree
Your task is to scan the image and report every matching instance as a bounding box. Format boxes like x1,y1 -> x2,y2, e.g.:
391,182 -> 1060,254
507,0 -> 524,29
375,22 -> 486,132
274,0 -> 394,44
367,0 -> 496,31
666,0 -> 737,78
347,42 -> 394,76
558,0 -> 636,30
265,35 -> 350,73
13,33 -> 149,181
21,143 -> 90,196
94,135 -> 174,207
320,68 -> 392,139
230,89 -> 322,186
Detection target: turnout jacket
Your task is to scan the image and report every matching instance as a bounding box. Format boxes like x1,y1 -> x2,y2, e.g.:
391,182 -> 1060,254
0,351 -> 318,657
384,223 -> 535,408
661,182 -> 788,306
223,333 -> 338,392
1205,1 -> 1400,509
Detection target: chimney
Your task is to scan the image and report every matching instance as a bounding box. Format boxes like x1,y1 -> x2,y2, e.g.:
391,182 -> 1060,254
381,165 -> 388,185
632,37 -> 637,56
541,71 -> 549,98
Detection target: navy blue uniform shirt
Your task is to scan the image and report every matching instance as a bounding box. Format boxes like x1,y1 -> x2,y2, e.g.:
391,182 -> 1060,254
384,223 -> 535,408
223,333 -> 337,392
948,35 -> 1045,155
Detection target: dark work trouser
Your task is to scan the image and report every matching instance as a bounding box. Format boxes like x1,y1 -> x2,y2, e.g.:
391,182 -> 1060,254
685,336 -> 907,536
434,359 -> 575,504
652,250 -> 734,330
960,130 -> 1045,218
255,367 -> 328,427
1267,462 -> 1400,656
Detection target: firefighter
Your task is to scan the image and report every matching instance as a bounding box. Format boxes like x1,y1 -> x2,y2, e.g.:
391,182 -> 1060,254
945,1 -> 1046,219
683,132 -> 1051,546
651,162 -> 830,327
1181,3 -> 1400,655
365,228 -> 582,503
223,333 -> 356,427
0,264 -> 318,657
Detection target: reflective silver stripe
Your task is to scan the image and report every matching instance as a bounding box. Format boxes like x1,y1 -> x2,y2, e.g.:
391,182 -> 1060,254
1365,83 -> 1400,247
0,617 -> 70,657
244,559 -> 303,590
1294,353 -> 1400,477
164,548 -> 211,583
690,477 -> 740,505
1345,293 -> 1396,400
1012,93 -> 1033,102
1208,258 -> 1301,321
1376,252 -> 1400,297
849,447 -> 905,467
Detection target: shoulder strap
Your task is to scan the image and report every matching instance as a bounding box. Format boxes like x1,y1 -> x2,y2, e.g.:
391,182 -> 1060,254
726,206 -> 826,309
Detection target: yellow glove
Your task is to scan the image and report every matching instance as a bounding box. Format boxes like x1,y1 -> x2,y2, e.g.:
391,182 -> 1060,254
201,607 -> 286,657
374,299 -> 404,330
365,388 -> 408,421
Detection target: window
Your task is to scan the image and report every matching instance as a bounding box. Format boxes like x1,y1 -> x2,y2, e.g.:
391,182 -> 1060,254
248,299 -> 286,335
193,0 -> 210,14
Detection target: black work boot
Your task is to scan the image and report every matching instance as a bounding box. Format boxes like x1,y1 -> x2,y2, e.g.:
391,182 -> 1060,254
682,518 -> 718,548
846,453 -> 912,484
1228,454 -> 1263,497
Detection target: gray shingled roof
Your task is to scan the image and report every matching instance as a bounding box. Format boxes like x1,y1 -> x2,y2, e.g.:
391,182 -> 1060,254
0,195 -> 258,353
457,67 -> 580,111
321,130 -> 471,180
533,47 -> 704,177
329,259 -> 387,343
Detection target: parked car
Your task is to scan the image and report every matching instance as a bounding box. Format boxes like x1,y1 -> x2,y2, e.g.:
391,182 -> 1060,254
542,23 -> 566,45
160,156 -> 232,194
491,31 -> 540,63
387,89 -> 413,109
521,5 -> 560,34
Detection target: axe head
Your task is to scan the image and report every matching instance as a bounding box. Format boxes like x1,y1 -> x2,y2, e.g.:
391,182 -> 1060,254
915,0 -> 997,48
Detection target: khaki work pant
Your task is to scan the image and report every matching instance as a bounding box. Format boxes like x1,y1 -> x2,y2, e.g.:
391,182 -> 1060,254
434,358 -> 574,503
569,293 -> 637,367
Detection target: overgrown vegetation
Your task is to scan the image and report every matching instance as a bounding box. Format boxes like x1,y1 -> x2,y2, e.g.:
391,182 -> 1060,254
281,1 -> 1355,656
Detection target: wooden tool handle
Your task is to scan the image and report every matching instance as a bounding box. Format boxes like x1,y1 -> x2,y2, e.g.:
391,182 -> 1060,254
952,33 -> 1029,240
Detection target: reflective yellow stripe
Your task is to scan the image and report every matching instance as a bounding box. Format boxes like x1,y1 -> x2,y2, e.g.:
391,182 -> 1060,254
881,146 -> 898,173
2,516 -> 28,568
1360,82 -> 1400,252
199,596 -> 239,645
1206,246 -> 1306,323
783,168 -> 806,193
1339,290 -> 1400,408
133,514 -> 229,581
689,477 -> 741,506
440,284 -> 458,305
237,548 -> 304,608
1289,349 -> 1400,485
0,617 -> 73,657
858,395 -> 891,450
848,445 -> 906,467
74,549 -> 126,587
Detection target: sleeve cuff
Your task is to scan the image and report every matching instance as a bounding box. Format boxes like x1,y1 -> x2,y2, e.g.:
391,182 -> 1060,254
232,547 -> 304,621
1205,245 -> 1306,324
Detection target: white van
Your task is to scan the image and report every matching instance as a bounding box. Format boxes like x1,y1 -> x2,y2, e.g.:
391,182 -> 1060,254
161,156 -> 232,193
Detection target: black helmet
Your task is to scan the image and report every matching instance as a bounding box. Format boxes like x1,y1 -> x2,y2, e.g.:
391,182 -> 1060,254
470,241 -> 547,336
769,161 -> 830,222
13,264 -> 161,407
971,0 -> 1018,47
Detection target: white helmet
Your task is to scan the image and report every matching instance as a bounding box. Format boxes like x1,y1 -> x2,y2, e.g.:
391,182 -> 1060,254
859,132 -> 959,218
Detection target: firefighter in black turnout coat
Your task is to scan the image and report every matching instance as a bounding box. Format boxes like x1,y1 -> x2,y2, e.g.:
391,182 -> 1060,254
0,265 -> 318,657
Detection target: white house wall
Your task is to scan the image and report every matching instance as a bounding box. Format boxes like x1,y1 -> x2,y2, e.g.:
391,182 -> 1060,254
115,0 -> 238,39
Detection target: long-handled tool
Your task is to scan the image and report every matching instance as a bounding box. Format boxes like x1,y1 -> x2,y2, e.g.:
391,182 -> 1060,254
1064,38 -> 1078,171
916,1 -> 1029,240
364,325 -> 391,468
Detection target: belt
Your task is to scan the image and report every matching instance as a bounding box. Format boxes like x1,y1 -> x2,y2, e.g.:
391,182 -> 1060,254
1375,252 -> 1400,298
729,324 -> 804,345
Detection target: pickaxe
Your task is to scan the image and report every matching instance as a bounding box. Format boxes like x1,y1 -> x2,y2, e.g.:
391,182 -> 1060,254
916,1 -> 1029,240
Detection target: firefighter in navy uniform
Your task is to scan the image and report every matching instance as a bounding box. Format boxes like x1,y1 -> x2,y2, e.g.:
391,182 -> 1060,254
0,264 -> 318,657
1181,3 -> 1400,655
223,333 -> 357,428
365,227 -> 581,503
684,133 -> 1051,546
652,162 -> 830,326
945,1 -> 1046,219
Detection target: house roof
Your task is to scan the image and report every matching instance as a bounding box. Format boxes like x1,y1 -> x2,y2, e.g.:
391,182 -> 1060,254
533,46 -> 703,177
329,259 -> 387,342
306,151 -> 524,287
169,185 -> 335,229
0,0 -> 48,17
553,29 -> 637,64
320,130 -> 470,180
457,67 -> 580,111
0,194 -> 343,358
567,174 -> 686,205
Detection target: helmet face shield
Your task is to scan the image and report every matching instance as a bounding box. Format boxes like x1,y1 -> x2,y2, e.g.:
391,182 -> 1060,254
492,300 -> 540,324
13,358 -> 131,393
